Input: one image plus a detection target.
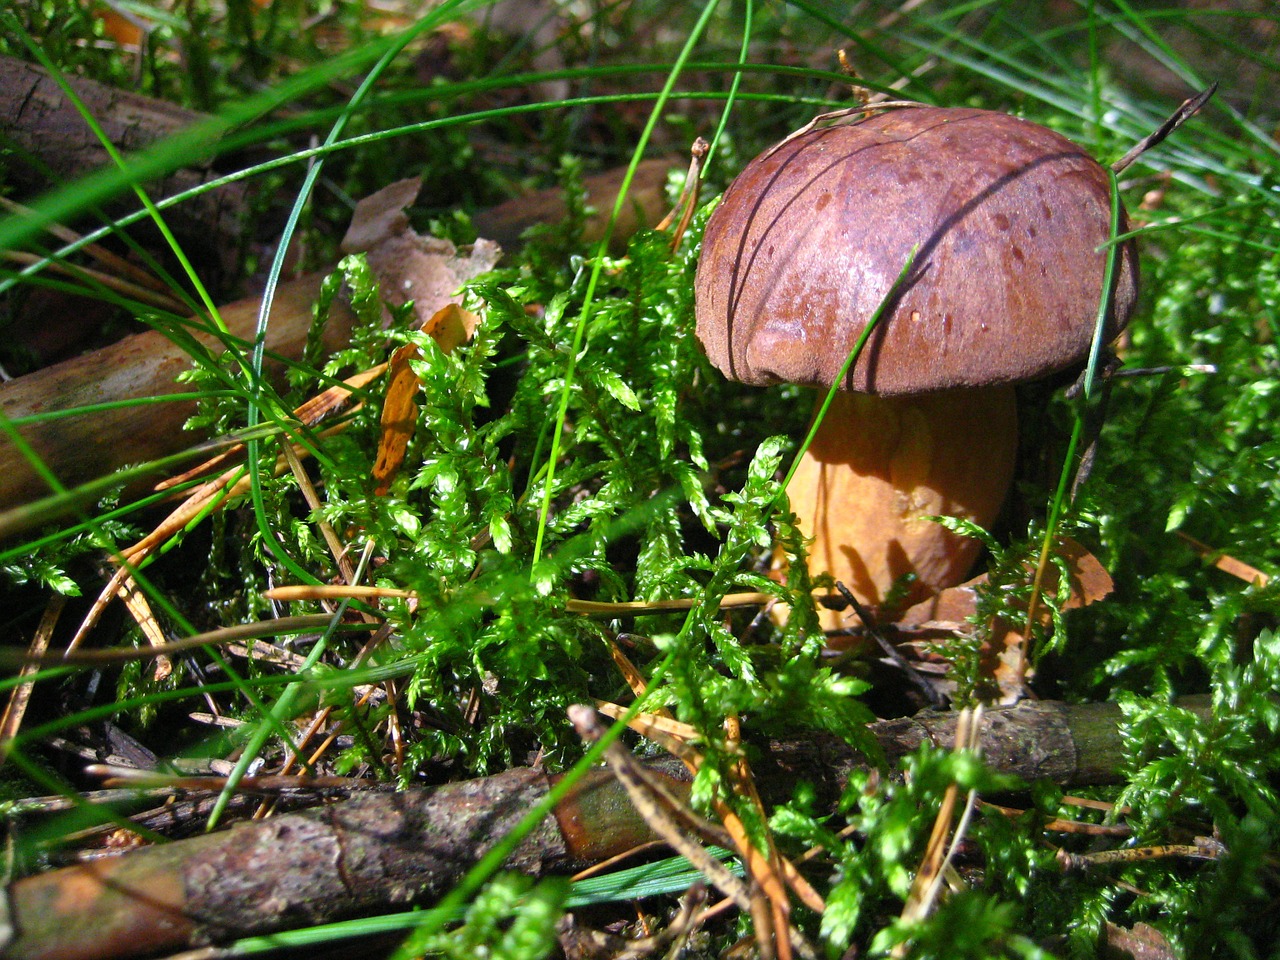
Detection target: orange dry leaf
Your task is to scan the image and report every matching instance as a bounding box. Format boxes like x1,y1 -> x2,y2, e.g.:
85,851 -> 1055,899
93,4 -> 145,46
424,302 -> 480,355
372,342 -> 422,497
1177,532 -> 1271,587
898,537 -> 1113,631
371,303 -> 481,496
990,539 -> 1113,701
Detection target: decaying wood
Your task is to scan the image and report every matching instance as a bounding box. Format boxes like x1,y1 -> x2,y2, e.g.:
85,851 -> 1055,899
0,272 -> 355,510
0,56 -> 214,189
471,157 -> 673,252
0,698 -> 1205,960
0,55 -> 250,279
746,696 -> 1171,807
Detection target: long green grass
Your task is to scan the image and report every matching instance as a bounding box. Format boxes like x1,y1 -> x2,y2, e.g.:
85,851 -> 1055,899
1,1 -> 1278,957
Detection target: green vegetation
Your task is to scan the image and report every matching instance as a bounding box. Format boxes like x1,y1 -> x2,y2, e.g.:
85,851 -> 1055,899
1,1 -> 1277,957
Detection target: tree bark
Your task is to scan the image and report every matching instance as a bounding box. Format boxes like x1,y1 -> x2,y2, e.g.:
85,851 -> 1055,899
0,698 -> 1199,960
0,54 -> 250,283
471,157 -> 672,253
0,272 -> 354,511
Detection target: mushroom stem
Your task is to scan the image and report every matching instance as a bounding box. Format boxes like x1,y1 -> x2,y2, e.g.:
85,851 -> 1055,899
777,385 -> 1018,631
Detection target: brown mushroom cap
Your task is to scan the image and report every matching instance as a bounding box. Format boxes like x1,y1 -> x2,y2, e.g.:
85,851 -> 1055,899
695,106 -> 1139,395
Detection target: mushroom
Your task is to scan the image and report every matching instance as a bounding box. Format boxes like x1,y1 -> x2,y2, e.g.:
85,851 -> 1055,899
694,106 -> 1138,630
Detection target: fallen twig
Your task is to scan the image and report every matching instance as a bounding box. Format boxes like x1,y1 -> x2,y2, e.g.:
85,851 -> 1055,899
0,698 -> 1206,960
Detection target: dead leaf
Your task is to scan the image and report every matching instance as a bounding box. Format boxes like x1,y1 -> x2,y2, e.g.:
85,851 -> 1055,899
94,6 -> 146,46
370,303 -> 482,496
896,538 -> 1114,704
989,539 -> 1113,701
372,342 -> 423,497
1056,537 -> 1115,609
897,581 -> 981,633
341,178 -> 501,329
1100,921 -> 1177,960
365,233 -> 501,329
424,302 -> 480,355
340,178 -> 422,253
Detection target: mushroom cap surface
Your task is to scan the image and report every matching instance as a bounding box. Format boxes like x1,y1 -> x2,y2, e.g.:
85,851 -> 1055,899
694,106 -> 1139,395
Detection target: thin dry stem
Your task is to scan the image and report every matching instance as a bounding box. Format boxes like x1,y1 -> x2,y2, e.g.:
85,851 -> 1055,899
0,594 -> 64,764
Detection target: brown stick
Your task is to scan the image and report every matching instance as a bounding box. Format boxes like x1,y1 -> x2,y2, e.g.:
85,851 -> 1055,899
0,55 -> 250,279
0,273 -> 355,510
0,698 -> 1204,960
2,768 -> 574,960
470,157 -> 672,252
0,56 -> 209,188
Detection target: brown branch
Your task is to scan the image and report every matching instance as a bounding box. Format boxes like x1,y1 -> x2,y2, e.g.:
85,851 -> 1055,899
0,272 -> 356,511
471,158 -> 672,253
0,698 -> 1206,960
0,55 -> 251,284
0,56 -> 221,193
